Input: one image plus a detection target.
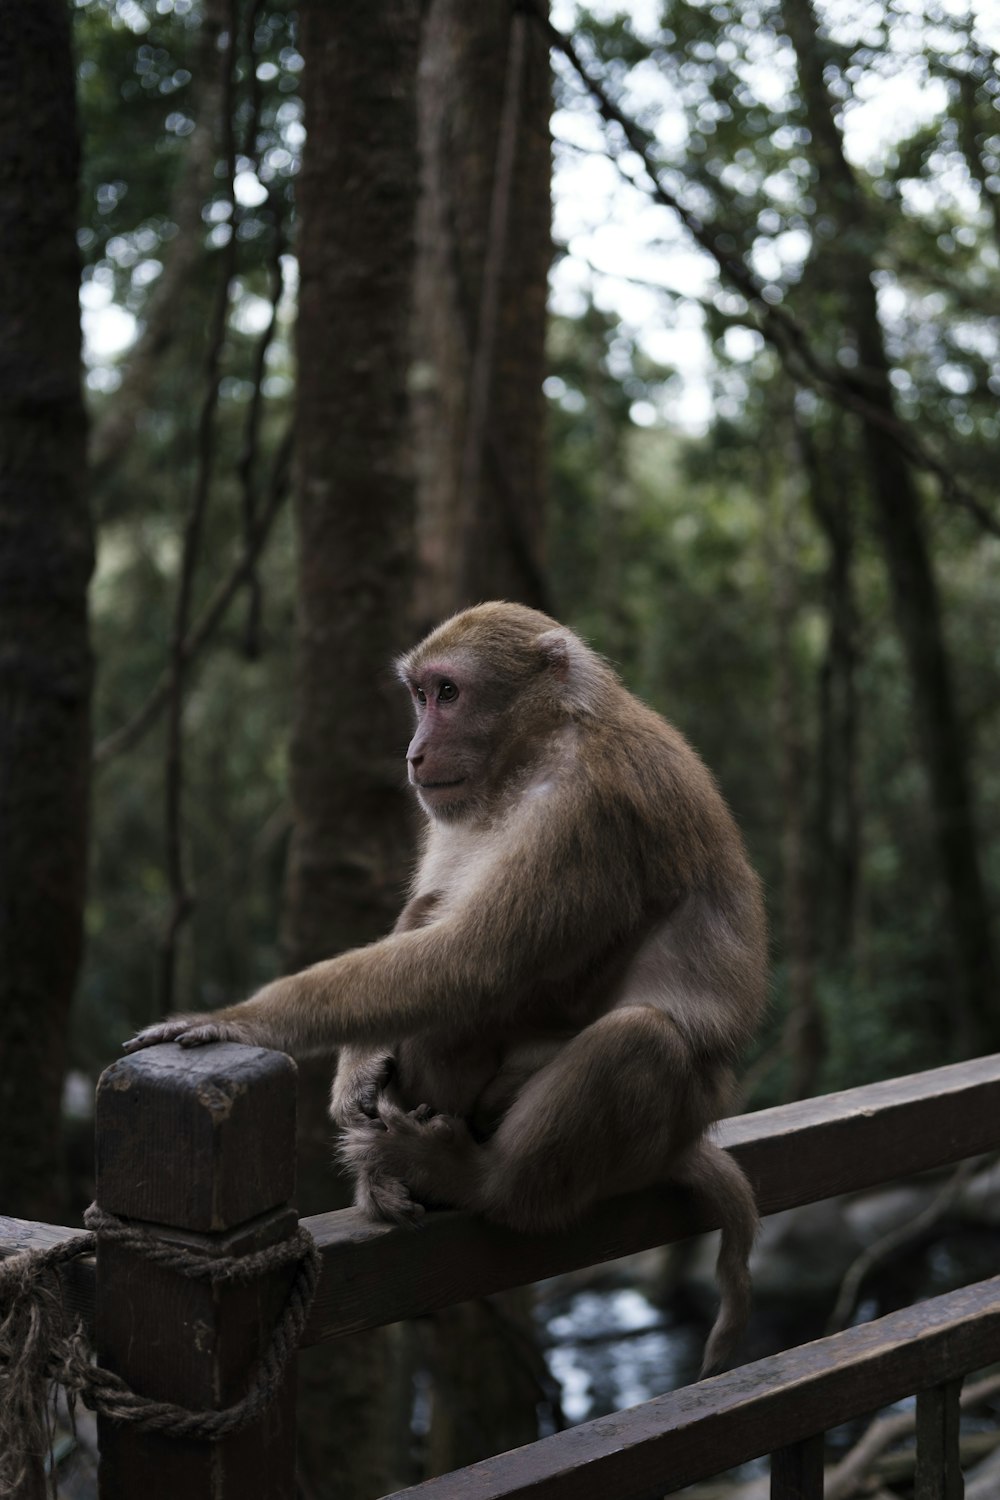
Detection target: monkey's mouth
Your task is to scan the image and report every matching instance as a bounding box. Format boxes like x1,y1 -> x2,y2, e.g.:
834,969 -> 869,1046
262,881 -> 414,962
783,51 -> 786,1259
415,777 -> 466,791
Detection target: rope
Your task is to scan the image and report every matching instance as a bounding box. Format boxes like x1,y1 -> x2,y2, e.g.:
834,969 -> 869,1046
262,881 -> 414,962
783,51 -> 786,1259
0,1203 -> 319,1494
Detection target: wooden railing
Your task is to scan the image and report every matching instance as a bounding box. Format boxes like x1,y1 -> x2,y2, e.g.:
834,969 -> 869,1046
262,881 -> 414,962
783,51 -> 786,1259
3,1049 -> 999,1499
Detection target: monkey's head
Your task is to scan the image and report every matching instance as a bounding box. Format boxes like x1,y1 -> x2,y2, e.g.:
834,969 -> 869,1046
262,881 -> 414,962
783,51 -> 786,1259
396,602 -> 614,821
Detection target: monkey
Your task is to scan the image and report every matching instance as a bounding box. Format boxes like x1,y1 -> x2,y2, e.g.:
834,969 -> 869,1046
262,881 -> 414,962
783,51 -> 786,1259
125,602 -> 768,1374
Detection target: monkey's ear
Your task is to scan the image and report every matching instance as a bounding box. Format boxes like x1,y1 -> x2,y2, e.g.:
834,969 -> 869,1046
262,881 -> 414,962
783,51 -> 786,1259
536,629 -> 572,680
536,628 -> 601,716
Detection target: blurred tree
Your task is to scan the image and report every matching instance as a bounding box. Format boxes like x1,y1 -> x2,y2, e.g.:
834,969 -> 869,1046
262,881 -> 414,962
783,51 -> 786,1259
411,1 -> 559,1476
780,0 -> 998,1054
413,0 -> 552,624
0,0 -> 93,1221
284,2 -> 422,1495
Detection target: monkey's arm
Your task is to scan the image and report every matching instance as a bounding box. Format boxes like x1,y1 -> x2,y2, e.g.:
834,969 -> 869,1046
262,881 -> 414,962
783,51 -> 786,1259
124,797 -> 646,1056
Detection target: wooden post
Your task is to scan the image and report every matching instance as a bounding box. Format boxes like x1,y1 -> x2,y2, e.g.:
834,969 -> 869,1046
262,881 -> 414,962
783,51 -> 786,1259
915,1380 -> 963,1500
771,1433 -> 825,1499
94,1042 -> 299,1500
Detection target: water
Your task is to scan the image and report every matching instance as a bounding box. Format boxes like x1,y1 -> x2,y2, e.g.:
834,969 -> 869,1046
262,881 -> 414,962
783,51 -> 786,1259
539,1284 -> 704,1424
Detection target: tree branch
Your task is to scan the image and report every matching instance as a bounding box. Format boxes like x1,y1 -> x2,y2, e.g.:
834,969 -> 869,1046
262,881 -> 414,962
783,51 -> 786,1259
94,424 -> 292,766
826,1156 -> 985,1335
528,4 -> 1000,541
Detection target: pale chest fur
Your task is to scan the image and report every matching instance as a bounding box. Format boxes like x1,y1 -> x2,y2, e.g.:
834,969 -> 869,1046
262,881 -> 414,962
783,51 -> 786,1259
412,820 -> 497,912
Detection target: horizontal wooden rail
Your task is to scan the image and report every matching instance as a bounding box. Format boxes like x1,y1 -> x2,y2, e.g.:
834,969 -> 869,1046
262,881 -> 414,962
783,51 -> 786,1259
384,1274 -> 1000,1499
300,1052 -> 1000,1344
4,1054 -> 1000,1352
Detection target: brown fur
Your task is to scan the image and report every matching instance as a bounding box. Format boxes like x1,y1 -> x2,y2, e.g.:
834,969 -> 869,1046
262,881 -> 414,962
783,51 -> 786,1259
126,603 -> 768,1373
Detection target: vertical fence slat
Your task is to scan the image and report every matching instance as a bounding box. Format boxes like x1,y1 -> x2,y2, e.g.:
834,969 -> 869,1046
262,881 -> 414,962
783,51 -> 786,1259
915,1379 -> 963,1500
771,1432 -> 825,1500
94,1042 -> 299,1500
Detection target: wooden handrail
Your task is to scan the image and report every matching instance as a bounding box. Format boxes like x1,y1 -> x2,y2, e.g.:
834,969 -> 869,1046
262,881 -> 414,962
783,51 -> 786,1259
4,1053 -> 1000,1352
300,1052 -> 1000,1344
382,1275 -> 1000,1499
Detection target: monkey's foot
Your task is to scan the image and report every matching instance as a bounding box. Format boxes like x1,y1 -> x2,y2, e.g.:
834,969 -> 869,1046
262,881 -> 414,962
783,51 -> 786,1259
354,1164 -> 425,1226
338,1112 -> 427,1225
339,1104 -> 474,1221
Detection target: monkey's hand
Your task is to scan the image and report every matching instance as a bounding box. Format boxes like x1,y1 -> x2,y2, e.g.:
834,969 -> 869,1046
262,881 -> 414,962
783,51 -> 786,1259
330,1049 -> 398,1128
122,1016 -> 258,1052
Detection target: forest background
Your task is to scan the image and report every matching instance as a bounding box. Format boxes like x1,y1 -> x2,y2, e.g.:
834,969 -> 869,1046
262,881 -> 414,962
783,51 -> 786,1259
1,0 -> 998,1495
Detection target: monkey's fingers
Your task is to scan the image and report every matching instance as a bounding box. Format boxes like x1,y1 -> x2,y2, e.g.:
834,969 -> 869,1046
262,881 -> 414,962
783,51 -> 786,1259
122,1018 -> 253,1052
364,1175 -> 426,1226
122,1019 -> 201,1052
176,1021 -> 255,1048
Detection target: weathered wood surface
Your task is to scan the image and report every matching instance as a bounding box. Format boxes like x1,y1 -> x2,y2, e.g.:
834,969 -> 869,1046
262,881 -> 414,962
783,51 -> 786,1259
94,1043 -> 299,1500
300,1053 -> 1000,1344
384,1276 -> 1000,1500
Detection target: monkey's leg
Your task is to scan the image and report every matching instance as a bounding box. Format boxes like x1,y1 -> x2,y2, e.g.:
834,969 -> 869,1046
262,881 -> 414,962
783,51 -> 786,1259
477,1007 -> 758,1370
342,1006 -> 702,1229
474,1005 -> 709,1229
349,1006 -> 756,1370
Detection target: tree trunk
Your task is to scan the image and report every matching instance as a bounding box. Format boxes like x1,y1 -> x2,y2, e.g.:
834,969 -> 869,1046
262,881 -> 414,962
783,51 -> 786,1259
781,0 -> 998,1054
764,427 -> 824,1101
0,0 -> 93,1223
286,3 -> 422,1495
409,0 -> 556,1472
413,0 -> 552,625
796,413 -> 860,966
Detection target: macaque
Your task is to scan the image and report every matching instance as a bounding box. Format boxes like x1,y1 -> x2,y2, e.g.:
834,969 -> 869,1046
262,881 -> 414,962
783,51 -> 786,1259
126,602 -> 768,1373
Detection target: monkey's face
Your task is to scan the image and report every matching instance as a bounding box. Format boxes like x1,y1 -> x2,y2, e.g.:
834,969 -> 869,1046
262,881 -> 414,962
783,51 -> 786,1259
400,654 -> 507,820
396,604 -> 585,822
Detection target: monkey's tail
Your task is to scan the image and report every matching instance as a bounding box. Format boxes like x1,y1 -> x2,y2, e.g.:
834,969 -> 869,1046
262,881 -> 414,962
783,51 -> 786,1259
673,1137 -> 759,1379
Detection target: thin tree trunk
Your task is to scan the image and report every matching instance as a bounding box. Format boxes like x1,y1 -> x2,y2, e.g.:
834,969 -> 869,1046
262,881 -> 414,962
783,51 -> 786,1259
796,413 -> 860,965
764,433 -> 824,1101
782,0 -> 998,1054
286,3 -> 422,1495
0,0 -> 93,1223
89,0 -> 230,485
413,0 -> 552,625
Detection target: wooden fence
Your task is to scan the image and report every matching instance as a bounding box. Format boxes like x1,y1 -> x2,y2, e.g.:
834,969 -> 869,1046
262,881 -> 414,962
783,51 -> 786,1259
3,1047 -> 1000,1499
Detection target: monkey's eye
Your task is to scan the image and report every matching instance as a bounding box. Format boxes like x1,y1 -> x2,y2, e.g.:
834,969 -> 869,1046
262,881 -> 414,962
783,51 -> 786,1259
437,681 -> 458,703
414,687 -> 427,706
